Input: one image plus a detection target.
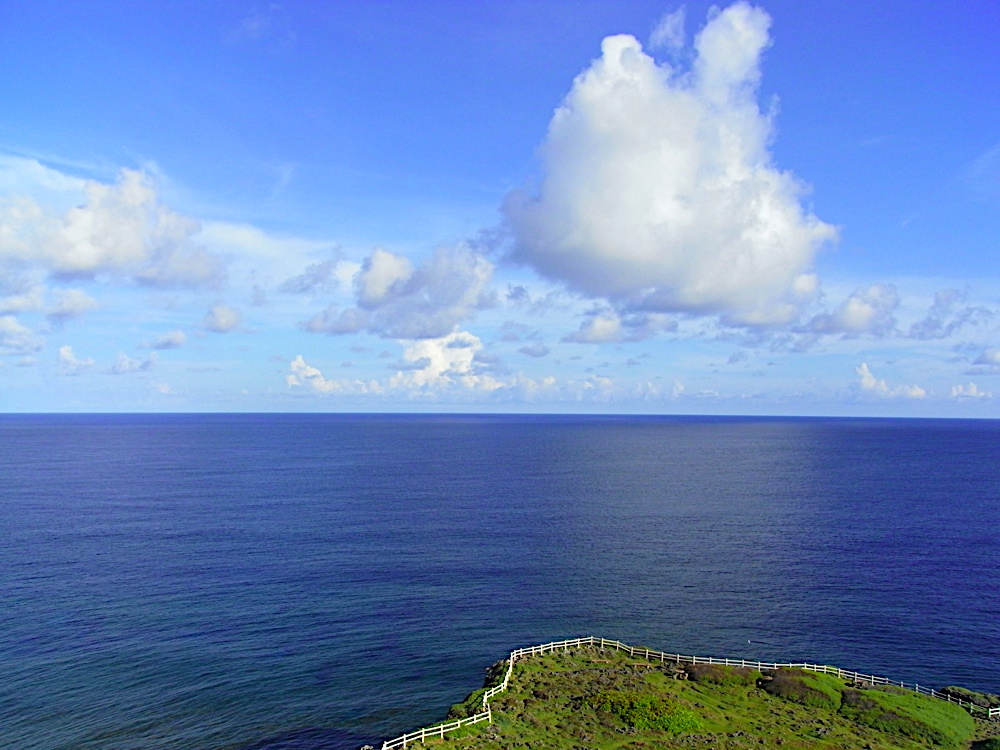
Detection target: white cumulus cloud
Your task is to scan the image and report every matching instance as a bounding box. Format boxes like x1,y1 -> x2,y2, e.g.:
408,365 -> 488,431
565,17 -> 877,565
951,382 -> 990,399
856,362 -> 925,399
505,2 -> 835,326
389,331 -> 502,391
286,355 -> 381,395
57,344 -> 95,375
0,315 -> 42,355
1,166 -> 224,287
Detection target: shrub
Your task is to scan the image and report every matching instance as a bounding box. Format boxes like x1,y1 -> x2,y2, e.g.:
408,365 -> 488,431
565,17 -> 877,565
587,690 -> 701,733
447,688 -> 486,719
839,687 -> 975,748
938,685 -> 1000,709
761,669 -> 842,709
687,663 -> 761,686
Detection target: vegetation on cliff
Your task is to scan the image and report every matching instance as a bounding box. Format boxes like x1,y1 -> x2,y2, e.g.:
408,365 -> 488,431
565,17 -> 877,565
430,645 -> 999,750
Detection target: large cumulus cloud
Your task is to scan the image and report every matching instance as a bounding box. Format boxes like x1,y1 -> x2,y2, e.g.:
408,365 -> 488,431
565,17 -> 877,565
504,2 -> 835,326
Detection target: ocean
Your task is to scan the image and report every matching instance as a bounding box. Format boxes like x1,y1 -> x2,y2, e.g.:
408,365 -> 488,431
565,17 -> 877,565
1,414 -> 998,749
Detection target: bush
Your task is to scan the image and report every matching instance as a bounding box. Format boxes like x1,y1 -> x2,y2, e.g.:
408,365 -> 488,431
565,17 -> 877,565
839,687 -> 975,748
761,669 -> 842,709
687,663 -> 761,686
939,685 -> 1000,709
447,688 -> 486,719
587,690 -> 701,733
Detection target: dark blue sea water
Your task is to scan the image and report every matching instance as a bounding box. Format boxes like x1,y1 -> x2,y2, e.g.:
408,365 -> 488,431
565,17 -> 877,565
1,414 -> 998,750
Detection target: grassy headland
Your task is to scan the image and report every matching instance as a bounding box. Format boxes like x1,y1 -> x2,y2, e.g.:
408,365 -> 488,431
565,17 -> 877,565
423,645 -> 1000,750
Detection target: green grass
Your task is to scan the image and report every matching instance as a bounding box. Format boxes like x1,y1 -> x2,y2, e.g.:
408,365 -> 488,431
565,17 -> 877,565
839,685 -> 976,748
424,646 -> 995,750
587,689 -> 701,732
761,668 -> 844,709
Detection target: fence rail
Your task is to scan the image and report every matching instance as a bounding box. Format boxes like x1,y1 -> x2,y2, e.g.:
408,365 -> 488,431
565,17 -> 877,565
379,636 -> 998,748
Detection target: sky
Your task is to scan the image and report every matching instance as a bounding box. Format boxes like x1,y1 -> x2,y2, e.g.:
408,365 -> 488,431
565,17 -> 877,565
0,1 -> 998,415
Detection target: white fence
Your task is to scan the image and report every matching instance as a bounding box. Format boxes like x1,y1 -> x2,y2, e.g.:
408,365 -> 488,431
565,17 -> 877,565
379,709 -> 491,750
379,636 -> 999,748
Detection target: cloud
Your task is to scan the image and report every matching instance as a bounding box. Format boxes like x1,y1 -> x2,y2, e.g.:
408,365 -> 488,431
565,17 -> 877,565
505,2 -> 835,326
0,167 -> 225,287
278,257 -> 342,294
109,352 -> 155,374
808,284 -> 899,337
303,244 -> 493,339
649,7 -> 686,52
964,142 -> 1000,204
0,274 -> 44,314
286,355 -> 381,395
563,310 -> 676,343
974,348 -> 1000,366
908,288 -> 992,340
856,362 -> 925,399
518,342 -> 551,358
143,329 -> 187,349
47,288 -> 98,323
951,382 -> 990,399
57,344 -> 95,375
0,315 -> 42,355
389,331 -> 503,391
204,303 -> 242,333
227,4 -> 296,49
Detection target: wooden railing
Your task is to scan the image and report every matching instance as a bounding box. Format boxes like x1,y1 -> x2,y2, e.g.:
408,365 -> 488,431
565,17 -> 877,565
378,636 -> 998,748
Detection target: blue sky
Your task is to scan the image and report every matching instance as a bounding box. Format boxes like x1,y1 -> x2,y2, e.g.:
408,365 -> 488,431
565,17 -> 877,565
1,1 -> 998,415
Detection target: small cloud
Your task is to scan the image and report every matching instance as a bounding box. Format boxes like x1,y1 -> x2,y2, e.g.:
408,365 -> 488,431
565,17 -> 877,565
278,257 -> 341,295
808,284 -> 899,337
108,352 -> 156,375
518,343 -> 550,358
389,331 -> 503,391
287,355 -> 339,393
0,275 -> 44,315
0,315 -> 43,354
204,303 -> 242,333
951,382 -> 990,399
649,6 -> 686,52
564,311 -> 675,343
286,355 -> 381,395
143,329 -> 186,350
153,382 -> 176,396
47,288 -> 98,323
974,348 -> 1000,366
226,4 -> 296,49
303,245 -> 492,340
908,288 -> 992,340
855,362 -> 925,399
963,141 -> 1000,204
57,344 -> 95,375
